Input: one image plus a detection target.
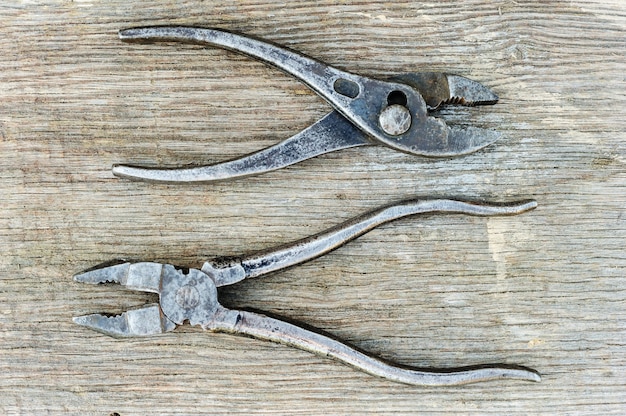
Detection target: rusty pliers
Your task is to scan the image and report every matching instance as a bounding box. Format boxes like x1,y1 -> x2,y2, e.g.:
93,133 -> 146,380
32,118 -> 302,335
113,26 -> 500,183
74,198 -> 540,386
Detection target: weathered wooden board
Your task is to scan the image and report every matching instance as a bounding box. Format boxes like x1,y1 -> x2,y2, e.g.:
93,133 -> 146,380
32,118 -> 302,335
1,1 -> 624,414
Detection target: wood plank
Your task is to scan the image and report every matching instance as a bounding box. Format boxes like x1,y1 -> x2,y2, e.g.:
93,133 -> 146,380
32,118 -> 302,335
1,1 -> 624,414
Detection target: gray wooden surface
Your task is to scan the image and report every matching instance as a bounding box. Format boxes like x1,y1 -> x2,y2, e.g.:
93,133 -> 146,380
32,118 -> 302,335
1,1 -> 625,415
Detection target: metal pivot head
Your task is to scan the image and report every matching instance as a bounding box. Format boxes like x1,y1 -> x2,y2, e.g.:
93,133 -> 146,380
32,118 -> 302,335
159,265 -> 221,327
379,104 -> 412,136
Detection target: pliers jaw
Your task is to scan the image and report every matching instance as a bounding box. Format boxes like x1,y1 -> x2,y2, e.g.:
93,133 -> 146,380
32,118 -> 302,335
391,72 -> 499,110
73,262 -> 220,337
73,304 -> 175,337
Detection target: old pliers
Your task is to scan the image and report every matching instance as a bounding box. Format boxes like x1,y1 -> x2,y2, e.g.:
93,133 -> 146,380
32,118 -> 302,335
74,198 -> 540,386
113,26 -> 500,183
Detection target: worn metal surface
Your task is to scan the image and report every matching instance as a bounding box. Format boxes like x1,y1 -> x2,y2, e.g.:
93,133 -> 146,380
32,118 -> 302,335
74,198 -> 539,386
113,110 -> 372,182
225,198 -> 538,285
112,26 -> 500,182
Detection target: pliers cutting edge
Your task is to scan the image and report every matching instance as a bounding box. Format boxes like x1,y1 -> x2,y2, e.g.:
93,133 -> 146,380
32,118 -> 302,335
74,198 -> 540,386
113,26 -> 501,183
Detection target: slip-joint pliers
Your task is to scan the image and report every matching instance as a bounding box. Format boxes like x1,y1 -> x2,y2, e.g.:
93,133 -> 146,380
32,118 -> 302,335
112,26 -> 501,183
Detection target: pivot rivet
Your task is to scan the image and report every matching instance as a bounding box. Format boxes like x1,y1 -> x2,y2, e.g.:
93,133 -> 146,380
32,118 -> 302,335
379,105 -> 411,136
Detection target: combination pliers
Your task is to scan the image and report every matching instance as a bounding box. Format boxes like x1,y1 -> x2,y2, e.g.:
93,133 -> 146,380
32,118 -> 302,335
74,198 -> 540,386
112,26 -> 501,183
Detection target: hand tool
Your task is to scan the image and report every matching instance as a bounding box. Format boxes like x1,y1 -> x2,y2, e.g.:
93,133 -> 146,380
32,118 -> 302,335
74,198 -> 540,386
113,26 -> 501,183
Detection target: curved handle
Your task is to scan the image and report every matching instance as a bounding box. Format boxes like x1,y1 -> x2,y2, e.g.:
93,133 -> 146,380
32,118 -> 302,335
216,199 -> 537,285
113,111 -> 370,183
121,26 -> 363,109
210,308 -> 540,386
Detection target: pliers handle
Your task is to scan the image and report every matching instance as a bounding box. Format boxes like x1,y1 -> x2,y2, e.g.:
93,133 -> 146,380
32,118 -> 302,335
203,198 -> 539,287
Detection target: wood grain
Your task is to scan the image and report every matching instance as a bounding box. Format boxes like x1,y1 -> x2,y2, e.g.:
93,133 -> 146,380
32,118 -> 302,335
1,1 -> 624,414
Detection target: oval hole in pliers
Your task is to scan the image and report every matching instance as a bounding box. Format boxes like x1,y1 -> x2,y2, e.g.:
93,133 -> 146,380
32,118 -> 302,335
333,78 -> 360,98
